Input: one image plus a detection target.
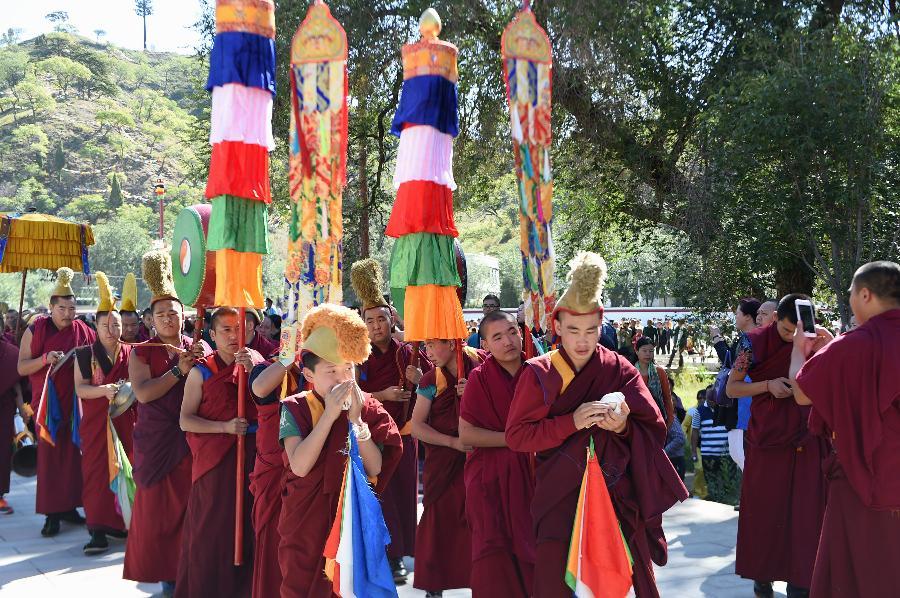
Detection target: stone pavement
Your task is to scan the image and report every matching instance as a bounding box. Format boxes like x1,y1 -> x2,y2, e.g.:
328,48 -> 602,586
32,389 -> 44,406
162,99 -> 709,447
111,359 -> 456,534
0,472 -> 791,597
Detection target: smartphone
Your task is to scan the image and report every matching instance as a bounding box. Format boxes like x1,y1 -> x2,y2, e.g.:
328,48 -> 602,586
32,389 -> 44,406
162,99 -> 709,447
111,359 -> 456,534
794,299 -> 817,338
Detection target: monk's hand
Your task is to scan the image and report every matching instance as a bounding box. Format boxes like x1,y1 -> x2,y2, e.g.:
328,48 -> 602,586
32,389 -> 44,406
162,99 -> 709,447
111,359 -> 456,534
455,378 -> 467,398
177,349 -> 195,375
405,365 -> 423,385
222,417 -> 249,435
19,404 -> 33,424
347,382 -> 365,424
450,437 -> 473,453
597,401 -> 630,434
323,380 -> 352,421
102,384 -> 119,401
44,351 -> 63,367
767,377 -> 794,399
381,386 -> 411,402
573,401 -> 606,430
234,347 -> 253,373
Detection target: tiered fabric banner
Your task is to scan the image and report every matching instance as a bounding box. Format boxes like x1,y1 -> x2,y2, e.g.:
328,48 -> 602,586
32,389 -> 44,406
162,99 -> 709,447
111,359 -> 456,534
501,7 -> 556,332
386,10 -> 467,342
205,0 -> 275,307
284,1 -> 348,323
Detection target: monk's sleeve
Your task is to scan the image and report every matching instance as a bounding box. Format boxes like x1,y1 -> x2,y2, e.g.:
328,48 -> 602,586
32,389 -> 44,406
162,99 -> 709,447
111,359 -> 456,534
505,365 -> 577,453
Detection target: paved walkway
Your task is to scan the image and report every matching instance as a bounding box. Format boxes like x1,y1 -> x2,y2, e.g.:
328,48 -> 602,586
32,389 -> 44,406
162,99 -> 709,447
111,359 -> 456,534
0,472 -> 790,597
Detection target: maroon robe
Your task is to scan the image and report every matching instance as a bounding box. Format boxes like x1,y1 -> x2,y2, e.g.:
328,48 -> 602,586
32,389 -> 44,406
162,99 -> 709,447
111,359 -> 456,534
248,331 -> 278,359
460,354 -> 535,597
175,352 -> 261,598
75,341 -> 136,533
124,335 -> 211,583
278,391 -> 402,598
0,337 -> 21,496
413,349 -> 485,593
796,309 -> 900,597
28,316 -> 96,514
737,323 -> 829,588
358,339 -> 432,560
248,363 -> 300,598
506,346 -> 688,598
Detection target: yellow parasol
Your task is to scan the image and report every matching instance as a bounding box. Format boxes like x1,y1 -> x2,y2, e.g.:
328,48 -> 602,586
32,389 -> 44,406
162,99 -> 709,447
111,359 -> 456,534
0,212 -> 95,337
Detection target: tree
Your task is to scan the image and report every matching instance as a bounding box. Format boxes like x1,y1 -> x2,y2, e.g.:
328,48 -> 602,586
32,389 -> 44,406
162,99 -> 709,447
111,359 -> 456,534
91,219 -> 153,276
11,76 -> 55,120
14,178 -> 56,213
12,124 -> 49,166
59,194 -> 109,224
94,29 -> 106,43
51,140 -> 65,181
0,47 -> 29,92
45,11 -> 75,34
0,28 -> 23,47
37,56 -> 92,98
134,0 -> 153,52
109,173 -> 123,208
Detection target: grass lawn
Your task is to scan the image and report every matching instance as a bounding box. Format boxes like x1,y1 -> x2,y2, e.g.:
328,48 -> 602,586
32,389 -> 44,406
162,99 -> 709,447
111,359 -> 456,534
671,368 -> 716,409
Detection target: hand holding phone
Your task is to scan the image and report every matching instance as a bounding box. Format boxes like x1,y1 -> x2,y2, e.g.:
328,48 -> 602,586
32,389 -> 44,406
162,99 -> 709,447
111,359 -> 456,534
794,299 -> 817,338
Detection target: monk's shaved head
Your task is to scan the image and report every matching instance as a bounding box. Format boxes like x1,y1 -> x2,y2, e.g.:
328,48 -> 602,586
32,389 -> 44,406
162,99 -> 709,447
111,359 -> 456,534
852,261 -> 900,305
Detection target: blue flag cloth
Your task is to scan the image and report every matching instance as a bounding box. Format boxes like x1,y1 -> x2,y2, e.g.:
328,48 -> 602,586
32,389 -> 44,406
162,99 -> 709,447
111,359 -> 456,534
347,424 -> 399,598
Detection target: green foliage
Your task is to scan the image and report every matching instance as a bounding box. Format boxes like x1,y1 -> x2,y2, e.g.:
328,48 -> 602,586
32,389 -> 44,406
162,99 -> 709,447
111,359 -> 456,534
12,124 -> 49,161
52,140 -> 65,172
0,47 -> 28,91
37,55 -> 92,97
14,178 -> 55,213
11,76 -> 55,119
108,173 -> 123,208
59,193 -> 109,223
90,219 -> 153,277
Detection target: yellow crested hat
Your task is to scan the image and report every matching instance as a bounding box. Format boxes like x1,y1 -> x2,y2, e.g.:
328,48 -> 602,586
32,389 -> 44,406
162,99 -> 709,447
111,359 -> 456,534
95,272 -> 117,312
141,248 -> 179,306
553,252 -> 608,317
350,258 -> 389,313
120,272 -> 138,312
300,304 -> 371,366
51,267 -> 75,298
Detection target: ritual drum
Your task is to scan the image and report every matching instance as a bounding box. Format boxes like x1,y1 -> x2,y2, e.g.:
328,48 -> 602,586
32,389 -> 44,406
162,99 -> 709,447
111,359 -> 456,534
171,204 -> 216,307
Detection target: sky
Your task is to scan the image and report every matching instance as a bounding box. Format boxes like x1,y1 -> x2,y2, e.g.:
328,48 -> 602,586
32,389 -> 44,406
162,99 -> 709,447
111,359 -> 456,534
3,1 -> 204,54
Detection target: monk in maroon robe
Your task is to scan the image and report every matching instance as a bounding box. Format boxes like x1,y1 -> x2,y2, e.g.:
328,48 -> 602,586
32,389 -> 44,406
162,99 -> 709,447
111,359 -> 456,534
411,341 -> 486,594
459,311 -> 535,597
17,293 -> 96,536
245,358 -> 302,598
177,307 -> 264,597
279,350 -> 402,598
791,262 -> 900,597
125,297 -> 210,590
726,294 -> 828,597
247,310 -> 279,358
74,310 -> 137,554
0,334 -> 25,514
358,304 -> 432,582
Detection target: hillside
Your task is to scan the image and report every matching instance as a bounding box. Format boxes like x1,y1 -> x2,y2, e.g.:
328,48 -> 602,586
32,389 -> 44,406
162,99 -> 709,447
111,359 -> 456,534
0,32 -> 207,212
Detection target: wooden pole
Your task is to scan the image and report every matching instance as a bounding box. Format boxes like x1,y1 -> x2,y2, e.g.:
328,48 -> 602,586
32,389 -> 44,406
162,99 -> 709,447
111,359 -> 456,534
193,306 -> 205,345
15,270 -> 27,341
455,340 -> 464,388
234,306 -> 246,566
524,324 -> 534,359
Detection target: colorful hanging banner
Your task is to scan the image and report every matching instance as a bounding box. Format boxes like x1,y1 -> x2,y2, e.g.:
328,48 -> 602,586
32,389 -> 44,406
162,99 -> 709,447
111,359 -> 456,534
284,0 -> 348,324
204,0 -> 275,308
386,9 -> 467,342
501,5 -> 556,333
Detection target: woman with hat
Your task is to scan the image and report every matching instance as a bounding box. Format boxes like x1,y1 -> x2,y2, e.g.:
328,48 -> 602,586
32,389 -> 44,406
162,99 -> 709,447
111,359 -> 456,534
74,272 -> 137,555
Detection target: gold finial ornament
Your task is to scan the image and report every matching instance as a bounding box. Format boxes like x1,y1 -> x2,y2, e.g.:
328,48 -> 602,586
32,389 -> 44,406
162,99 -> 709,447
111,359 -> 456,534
419,8 -> 442,40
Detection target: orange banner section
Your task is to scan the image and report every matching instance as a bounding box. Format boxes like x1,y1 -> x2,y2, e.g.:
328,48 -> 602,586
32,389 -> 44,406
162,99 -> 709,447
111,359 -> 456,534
214,250 -> 264,307
402,285 -> 468,342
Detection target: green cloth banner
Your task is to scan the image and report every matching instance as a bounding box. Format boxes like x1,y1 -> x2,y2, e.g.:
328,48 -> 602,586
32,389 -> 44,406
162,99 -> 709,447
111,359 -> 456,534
207,195 -> 269,254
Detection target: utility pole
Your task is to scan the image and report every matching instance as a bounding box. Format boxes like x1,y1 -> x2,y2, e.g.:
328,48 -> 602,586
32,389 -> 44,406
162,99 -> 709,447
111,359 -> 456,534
154,178 -> 166,239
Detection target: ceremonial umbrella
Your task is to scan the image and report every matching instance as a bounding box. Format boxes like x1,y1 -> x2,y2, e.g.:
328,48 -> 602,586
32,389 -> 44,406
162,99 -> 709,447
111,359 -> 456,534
0,212 -> 95,337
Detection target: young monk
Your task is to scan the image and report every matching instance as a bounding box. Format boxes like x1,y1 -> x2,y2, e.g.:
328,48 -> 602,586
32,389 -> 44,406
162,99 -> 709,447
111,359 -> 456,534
505,252 -> 688,598
726,294 -> 829,598
73,273 -> 137,555
278,304 -> 402,598
411,339 -> 485,597
352,257 -> 431,583
124,250 -> 209,595
459,310 -> 535,597
791,261 -> 900,598
241,340 -> 304,598
17,267 -> 96,537
177,307 -> 263,597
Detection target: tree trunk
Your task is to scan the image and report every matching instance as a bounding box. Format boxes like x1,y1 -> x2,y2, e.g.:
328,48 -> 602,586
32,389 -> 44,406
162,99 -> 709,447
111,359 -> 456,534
143,16 -> 147,51
774,255 -> 815,298
358,132 -> 370,259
